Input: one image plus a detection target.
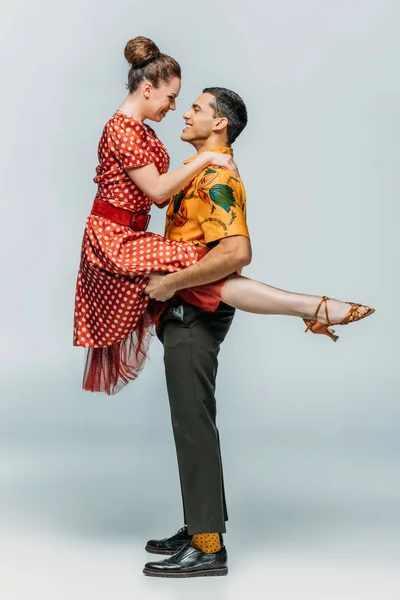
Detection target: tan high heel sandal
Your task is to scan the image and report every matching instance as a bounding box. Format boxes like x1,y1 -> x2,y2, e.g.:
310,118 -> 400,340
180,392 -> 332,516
303,296 -> 375,342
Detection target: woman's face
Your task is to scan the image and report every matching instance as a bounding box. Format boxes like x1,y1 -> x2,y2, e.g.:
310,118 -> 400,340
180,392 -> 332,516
144,76 -> 181,122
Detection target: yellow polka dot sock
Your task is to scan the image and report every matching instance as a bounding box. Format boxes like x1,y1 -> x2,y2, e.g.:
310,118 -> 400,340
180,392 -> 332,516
191,533 -> 222,554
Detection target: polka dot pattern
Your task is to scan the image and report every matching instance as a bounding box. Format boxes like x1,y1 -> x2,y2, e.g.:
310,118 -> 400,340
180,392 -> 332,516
93,112 -> 169,212
73,113 -> 198,350
191,533 -> 222,554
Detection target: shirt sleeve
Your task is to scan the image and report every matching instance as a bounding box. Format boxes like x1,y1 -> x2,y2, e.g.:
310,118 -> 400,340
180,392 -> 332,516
106,117 -> 154,170
194,167 -> 250,245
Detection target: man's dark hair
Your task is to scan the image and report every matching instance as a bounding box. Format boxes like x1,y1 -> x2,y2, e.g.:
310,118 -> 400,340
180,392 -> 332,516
203,87 -> 248,145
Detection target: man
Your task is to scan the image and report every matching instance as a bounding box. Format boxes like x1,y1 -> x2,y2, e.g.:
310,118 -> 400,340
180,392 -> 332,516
143,87 -> 251,578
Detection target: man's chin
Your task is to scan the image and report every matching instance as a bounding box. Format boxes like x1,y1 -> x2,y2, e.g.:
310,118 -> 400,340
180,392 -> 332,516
181,130 -> 192,142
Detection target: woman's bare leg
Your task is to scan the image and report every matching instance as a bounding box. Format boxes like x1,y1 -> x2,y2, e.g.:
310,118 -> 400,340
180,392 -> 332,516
220,275 -> 371,324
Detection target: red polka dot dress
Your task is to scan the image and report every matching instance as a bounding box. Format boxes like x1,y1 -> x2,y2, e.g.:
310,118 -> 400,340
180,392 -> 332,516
74,111 -> 216,395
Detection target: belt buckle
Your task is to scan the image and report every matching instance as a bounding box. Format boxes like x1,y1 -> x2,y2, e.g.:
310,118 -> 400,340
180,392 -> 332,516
130,211 -> 150,231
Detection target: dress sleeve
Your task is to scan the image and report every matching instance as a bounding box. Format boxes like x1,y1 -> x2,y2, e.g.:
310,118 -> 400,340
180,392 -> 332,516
106,117 -> 154,170
195,167 -> 250,245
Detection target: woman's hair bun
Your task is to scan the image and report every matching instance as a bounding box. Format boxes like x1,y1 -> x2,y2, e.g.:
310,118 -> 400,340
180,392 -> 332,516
124,36 -> 161,68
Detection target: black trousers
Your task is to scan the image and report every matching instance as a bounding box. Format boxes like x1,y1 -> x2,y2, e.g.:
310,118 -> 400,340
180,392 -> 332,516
157,301 -> 235,535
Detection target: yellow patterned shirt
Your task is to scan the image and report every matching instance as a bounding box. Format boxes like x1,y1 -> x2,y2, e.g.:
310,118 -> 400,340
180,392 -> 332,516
164,146 -> 250,248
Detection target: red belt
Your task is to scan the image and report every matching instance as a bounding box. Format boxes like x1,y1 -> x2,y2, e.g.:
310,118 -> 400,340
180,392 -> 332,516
90,198 -> 151,231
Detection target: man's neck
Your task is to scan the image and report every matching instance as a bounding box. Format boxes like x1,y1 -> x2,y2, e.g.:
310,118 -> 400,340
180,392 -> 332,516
193,139 -> 230,154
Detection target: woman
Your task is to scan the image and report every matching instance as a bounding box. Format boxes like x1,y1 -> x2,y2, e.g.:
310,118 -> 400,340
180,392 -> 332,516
74,36 -> 374,395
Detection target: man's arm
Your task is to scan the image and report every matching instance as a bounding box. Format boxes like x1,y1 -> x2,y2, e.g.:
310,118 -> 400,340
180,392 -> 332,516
145,235 -> 251,302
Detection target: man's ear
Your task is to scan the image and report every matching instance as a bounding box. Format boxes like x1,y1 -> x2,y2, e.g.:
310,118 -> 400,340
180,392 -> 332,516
213,116 -> 228,132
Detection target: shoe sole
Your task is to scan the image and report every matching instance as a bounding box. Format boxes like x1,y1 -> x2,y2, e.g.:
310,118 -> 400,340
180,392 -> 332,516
145,545 -> 185,555
143,567 -> 228,578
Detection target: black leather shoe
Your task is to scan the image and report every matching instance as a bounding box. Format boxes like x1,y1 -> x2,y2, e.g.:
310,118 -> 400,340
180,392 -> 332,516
145,525 -> 192,555
143,543 -> 228,578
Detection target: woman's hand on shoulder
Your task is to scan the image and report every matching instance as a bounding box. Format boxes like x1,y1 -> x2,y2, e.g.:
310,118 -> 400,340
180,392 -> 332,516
206,151 -> 238,175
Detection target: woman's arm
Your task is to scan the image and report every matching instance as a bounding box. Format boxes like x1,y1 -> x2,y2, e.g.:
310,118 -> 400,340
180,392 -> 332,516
126,152 -> 237,205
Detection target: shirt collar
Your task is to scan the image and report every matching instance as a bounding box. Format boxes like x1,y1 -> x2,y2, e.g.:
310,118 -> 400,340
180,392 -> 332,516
183,146 -> 233,164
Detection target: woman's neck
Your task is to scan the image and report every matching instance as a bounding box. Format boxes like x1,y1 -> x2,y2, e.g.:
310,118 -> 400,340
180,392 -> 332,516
118,95 -> 145,122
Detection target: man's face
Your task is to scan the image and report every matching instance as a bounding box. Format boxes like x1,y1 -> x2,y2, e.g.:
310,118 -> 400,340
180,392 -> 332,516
181,93 -> 219,144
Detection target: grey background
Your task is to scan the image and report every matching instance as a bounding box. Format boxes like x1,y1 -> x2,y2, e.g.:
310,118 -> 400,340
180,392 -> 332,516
0,0 -> 399,597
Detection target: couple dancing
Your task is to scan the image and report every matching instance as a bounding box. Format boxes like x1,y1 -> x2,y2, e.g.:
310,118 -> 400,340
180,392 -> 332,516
73,36 -> 374,577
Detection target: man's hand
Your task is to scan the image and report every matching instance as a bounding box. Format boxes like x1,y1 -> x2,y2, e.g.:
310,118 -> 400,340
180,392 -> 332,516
145,273 -> 178,302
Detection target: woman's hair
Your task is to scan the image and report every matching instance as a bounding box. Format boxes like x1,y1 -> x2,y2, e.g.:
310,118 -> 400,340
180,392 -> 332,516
124,36 -> 181,92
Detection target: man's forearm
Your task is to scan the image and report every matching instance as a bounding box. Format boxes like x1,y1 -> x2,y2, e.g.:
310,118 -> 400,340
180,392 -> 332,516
167,238 -> 251,291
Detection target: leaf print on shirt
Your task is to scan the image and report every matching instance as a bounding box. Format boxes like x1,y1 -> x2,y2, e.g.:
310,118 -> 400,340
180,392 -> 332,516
197,171 -> 236,215
198,168 -> 219,188
173,188 -> 186,213
209,184 -> 236,213
174,199 -> 188,228
198,188 -> 211,205
169,188 -> 189,228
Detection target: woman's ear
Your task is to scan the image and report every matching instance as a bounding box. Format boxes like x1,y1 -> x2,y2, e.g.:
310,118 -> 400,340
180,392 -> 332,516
143,82 -> 153,99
